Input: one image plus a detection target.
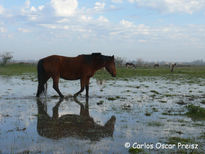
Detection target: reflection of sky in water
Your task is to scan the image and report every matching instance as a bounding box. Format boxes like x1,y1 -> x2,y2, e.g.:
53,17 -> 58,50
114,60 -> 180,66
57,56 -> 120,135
0,76 -> 205,153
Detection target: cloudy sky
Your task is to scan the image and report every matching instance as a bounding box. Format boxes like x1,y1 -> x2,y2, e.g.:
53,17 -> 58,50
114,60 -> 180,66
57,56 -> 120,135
0,0 -> 205,61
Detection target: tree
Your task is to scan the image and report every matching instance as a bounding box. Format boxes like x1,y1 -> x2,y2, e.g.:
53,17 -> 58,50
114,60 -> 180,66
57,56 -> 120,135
115,56 -> 125,67
136,58 -> 144,66
0,52 -> 13,66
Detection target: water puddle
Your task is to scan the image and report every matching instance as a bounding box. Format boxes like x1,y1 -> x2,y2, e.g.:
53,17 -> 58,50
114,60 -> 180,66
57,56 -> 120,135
0,76 -> 205,153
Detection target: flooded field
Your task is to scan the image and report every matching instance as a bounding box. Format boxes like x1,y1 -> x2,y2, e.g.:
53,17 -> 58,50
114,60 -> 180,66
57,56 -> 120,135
0,75 -> 205,153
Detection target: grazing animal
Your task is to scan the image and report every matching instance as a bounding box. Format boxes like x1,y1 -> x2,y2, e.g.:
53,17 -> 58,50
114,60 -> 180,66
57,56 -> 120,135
153,64 -> 159,68
125,62 -> 136,68
170,63 -> 176,72
36,53 -> 116,98
36,98 -> 116,140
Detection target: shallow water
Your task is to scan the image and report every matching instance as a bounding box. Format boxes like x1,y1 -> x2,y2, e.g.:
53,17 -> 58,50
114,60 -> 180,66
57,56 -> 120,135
0,75 -> 205,153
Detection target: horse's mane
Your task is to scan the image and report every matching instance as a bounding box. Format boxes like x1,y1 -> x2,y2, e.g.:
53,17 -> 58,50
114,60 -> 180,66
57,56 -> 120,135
92,53 -> 101,56
82,53 -> 112,64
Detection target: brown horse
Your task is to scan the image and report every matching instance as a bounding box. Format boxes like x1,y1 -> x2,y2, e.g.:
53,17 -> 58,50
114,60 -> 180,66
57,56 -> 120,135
36,53 -> 116,98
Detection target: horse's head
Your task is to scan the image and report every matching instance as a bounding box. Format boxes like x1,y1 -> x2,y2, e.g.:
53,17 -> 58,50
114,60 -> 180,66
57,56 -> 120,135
105,55 -> 116,77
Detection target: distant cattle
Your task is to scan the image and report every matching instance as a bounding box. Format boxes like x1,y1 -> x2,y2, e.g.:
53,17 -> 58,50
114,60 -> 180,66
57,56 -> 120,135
125,63 -> 136,69
153,64 -> 159,68
170,63 -> 176,72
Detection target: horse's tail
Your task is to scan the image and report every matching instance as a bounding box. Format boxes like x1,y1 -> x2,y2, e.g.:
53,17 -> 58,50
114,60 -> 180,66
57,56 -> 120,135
36,59 -> 47,97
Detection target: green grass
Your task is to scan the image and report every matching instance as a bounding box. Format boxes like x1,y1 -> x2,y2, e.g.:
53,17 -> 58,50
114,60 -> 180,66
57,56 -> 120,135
0,63 -> 36,76
1,64 -> 205,80
200,100 -> 205,104
186,104 -> 205,120
128,147 -> 143,154
150,90 -> 160,94
107,97 -> 117,101
145,112 -> 151,116
94,66 -> 205,80
167,137 -> 193,144
147,121 -> 163,127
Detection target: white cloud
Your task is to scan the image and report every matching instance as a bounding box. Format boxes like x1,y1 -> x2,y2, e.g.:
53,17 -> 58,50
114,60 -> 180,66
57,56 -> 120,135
110,5 -> 117,9
18,28 -> 31,33
94,2 -> 105,11
57,18 -> 69,23
25,0 -> 30,9
51,0 -> 78,16
135,24 -> 150,35
30,6 -> 37,12
30,5 -> 44,12
28,15 -> 38,21
80,15 -> 92,22
129,0 -> 205,14
20,1 -> 46,22
0,5 -> 5,14
39,24 -> 57,29
110,20 -> 204,47
21,1 -> 43,15
112,0 -> 123,3
63,25 -> 69,30
98,16 -> 109,23
110,20 -> 151,39
138,39 -> 147,43
38,5 -> 45,11
120,19 -> 134,27
0,27 -> 6,33
128,0 -> 135,3
6,0 -> 204,50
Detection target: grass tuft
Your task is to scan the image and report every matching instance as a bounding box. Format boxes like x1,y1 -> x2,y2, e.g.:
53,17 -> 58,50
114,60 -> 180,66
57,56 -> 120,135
186,104 -> 205,120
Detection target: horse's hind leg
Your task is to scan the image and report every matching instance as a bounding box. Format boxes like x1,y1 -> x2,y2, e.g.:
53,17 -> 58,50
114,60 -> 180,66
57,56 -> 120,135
74,78 -> 85,97
36,83 -> 44,97
52,76 -> 64,98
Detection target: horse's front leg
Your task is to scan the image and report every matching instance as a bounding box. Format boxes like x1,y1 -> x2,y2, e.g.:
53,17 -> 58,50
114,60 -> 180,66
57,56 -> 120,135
85,77 -> 90,98
52,98 -> 64,120
52,75 -> 64,98
74,78 -> 85,97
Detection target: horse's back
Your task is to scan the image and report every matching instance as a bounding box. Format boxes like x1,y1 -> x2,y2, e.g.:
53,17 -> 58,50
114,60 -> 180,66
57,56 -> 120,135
40,55 -> 86,79
41,55 -> 72,62
40,55 -> 64,73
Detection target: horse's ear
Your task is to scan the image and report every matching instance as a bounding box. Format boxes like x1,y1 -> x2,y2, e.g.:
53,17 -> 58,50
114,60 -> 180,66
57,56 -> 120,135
112,55 -> 114,59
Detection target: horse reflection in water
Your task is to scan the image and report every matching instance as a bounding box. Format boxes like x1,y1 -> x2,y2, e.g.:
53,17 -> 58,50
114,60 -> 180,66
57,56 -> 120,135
36,98 -> 116,141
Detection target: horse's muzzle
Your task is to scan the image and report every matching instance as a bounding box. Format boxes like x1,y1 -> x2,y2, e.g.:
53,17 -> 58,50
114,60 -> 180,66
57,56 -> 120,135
112,74 -> 116,77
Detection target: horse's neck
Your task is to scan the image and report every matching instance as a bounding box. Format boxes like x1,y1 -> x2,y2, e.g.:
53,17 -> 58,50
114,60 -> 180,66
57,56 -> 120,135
93,61 -> 106,71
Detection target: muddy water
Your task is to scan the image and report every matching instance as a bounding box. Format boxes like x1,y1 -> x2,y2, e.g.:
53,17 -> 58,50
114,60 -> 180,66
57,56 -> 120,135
0,75 -> 205,153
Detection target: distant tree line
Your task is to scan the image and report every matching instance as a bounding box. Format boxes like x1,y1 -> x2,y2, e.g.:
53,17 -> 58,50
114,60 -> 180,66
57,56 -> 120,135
1,52 -> 204,67
115,57 -> 205,67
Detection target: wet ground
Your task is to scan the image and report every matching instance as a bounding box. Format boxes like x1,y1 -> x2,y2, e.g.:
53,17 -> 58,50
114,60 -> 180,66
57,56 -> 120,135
0,75 -> 205,153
